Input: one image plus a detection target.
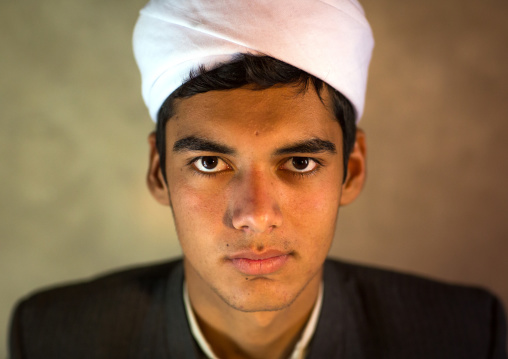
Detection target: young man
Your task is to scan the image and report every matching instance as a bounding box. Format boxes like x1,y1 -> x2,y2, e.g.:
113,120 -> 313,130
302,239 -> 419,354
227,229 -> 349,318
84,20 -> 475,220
9,0 -> 507,358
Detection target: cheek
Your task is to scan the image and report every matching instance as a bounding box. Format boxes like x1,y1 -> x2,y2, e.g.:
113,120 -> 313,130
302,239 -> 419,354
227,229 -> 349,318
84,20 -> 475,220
169,179 -> 227,238
284,177 -> 341,219
283,180 -> 341,251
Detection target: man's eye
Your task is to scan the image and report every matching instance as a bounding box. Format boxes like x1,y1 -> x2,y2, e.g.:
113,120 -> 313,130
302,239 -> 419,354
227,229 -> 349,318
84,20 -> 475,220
280,157 -> 318,173
192,156 -> 230,173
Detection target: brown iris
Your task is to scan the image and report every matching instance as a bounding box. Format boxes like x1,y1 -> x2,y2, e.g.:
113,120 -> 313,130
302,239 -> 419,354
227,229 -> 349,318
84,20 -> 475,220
201,156 -> 218,169
292,157 -> 309,170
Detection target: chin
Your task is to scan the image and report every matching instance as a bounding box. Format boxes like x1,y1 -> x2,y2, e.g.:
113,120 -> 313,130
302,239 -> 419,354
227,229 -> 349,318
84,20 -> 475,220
211,278 -> 309,313
220,293 -> 298,313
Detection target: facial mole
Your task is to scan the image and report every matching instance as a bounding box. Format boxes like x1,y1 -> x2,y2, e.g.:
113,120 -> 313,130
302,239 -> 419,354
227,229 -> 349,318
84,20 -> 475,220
254,131 -> 259,136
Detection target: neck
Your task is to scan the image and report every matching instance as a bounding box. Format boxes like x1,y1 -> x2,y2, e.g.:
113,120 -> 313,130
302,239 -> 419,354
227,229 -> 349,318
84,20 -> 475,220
185,261 -> 322,359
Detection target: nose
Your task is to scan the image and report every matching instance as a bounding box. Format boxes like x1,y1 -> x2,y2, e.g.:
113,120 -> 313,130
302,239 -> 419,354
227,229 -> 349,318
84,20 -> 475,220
230,171 -> 283,234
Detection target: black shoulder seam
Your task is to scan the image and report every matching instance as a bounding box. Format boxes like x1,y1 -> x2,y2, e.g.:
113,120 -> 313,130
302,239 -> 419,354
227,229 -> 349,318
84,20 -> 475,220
9,298 -> 27,359
488,294 -> 507,359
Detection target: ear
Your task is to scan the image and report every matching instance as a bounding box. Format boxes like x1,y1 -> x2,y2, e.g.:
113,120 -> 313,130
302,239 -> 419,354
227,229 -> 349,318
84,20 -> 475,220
147,132 -> 171,206
339,128 -> 367,206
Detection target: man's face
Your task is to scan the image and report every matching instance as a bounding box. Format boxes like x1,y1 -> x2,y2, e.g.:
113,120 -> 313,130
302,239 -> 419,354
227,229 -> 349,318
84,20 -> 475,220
149,84 -> 363,312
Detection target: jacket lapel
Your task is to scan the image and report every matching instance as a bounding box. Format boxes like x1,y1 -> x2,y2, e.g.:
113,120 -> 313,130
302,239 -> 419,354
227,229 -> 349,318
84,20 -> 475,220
307,260 -> 375,359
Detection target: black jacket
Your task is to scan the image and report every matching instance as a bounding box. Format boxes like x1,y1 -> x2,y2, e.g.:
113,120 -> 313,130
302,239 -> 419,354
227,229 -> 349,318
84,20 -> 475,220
9,259 -> 507,358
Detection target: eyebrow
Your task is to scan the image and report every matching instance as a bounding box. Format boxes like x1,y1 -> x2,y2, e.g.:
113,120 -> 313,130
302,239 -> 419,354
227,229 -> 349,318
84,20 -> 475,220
273,138 -> 337,155
172,136 -> 336,156
172,136 -> 235,155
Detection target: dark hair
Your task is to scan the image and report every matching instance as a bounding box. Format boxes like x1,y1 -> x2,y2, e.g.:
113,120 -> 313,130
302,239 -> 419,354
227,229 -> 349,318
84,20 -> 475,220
156,55 -> 356,182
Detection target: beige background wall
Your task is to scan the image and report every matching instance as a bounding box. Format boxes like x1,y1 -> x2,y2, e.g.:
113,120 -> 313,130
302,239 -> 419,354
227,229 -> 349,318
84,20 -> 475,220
1,0 -> 507,355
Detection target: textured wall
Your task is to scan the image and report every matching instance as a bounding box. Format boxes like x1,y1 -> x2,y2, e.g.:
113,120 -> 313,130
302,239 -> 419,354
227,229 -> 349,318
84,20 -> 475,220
2,0 -> 507,355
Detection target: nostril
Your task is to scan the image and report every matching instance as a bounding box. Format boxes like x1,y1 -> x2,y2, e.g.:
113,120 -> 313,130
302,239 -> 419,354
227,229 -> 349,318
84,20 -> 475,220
232,211 -> 282,233
229,178 -> 283,232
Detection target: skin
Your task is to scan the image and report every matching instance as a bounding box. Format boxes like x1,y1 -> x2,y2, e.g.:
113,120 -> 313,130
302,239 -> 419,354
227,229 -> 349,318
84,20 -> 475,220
147,84 -> 366,359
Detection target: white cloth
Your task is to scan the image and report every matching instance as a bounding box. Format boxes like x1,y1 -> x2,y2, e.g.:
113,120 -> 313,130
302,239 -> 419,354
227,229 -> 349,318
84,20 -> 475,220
133,0 -> 374,122
183,282 -> 324,359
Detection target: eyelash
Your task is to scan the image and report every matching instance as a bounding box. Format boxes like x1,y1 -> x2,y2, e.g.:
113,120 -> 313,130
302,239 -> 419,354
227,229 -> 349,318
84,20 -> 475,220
284,158 -> 324,179
186,156 -> 324,178
186,156 -> 231,178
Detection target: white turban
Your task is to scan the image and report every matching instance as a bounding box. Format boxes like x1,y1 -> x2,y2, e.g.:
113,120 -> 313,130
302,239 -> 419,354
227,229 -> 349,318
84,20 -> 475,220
133,0 -> 374,122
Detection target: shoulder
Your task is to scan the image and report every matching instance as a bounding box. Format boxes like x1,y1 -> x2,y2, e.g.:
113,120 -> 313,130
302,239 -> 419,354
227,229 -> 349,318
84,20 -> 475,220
16,259 -> 182,311
322,259 -> 507,358
10,259 -> 183,359
325,258 -> 500,307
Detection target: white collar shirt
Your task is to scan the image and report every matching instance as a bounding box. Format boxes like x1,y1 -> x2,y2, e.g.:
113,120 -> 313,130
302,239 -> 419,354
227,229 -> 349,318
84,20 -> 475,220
183,282 -> 324,359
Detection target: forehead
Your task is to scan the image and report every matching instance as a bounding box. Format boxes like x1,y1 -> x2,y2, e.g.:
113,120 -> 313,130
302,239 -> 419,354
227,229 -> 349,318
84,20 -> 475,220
167,85 -> 341,146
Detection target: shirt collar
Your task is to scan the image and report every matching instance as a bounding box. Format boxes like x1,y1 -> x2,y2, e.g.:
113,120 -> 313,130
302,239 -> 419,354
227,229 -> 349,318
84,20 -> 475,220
183,281 -> 324,359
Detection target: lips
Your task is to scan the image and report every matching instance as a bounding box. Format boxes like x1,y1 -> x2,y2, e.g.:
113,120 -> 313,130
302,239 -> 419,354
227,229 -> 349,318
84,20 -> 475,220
228,250 -> 291,275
